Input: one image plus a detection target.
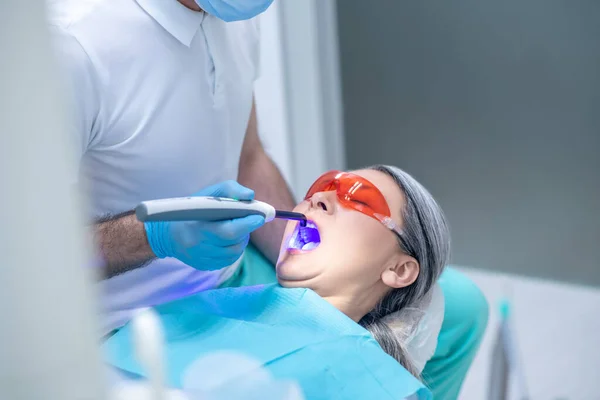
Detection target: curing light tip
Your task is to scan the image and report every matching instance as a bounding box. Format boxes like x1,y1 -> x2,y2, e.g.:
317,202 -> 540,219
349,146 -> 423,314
275,210 -> 307,226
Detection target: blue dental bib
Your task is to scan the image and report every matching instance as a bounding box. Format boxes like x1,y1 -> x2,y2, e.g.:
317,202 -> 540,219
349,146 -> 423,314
103,284 -> 430,399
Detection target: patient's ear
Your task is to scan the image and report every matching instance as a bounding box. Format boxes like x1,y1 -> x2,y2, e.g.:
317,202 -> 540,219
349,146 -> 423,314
381,255 -> 419,289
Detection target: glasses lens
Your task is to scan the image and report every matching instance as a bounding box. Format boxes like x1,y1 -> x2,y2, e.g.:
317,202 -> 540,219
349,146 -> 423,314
304,171 -> 339,200
335,173 -> 392,218
305,171 -> 392,219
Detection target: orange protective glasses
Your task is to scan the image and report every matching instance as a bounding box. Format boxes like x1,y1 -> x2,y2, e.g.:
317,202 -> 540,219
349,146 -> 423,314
304,170 -> 413,255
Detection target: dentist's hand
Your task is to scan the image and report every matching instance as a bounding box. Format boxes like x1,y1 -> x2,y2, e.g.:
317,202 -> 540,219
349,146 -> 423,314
143,181 -> 265,270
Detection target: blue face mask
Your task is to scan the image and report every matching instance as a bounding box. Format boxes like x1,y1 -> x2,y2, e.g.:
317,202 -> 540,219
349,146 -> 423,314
195,0 -> 274,22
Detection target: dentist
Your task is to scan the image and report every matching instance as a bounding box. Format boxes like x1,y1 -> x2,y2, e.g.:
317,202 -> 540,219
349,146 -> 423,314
48,0 -> 291,332
47,0 -> 487,398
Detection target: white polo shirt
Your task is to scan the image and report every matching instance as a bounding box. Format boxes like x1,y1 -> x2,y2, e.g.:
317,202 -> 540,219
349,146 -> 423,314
47,0 -> 260,335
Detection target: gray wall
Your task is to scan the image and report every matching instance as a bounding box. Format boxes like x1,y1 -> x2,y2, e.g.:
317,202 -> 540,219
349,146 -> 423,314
336,1 -> 600,286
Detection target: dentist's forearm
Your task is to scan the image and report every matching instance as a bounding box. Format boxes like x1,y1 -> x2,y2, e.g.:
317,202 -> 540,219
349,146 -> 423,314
94,212 -> 156,278
239,149 -> 296,264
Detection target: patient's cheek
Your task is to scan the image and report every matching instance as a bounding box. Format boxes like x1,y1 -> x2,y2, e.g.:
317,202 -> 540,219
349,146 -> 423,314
332,220 -> 391,265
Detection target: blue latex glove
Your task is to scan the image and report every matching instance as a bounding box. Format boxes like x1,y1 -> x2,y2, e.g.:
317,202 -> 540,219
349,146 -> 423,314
144,181 -> 265,270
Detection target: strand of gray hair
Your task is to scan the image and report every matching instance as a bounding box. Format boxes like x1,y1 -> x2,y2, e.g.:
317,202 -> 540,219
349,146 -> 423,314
358,165 -> 451,379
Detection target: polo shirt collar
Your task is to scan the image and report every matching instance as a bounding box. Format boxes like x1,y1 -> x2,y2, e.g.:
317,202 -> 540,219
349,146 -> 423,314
135,0 -> 204,47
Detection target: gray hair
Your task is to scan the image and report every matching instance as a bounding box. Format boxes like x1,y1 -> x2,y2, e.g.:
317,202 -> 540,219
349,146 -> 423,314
358,165 -> 451,378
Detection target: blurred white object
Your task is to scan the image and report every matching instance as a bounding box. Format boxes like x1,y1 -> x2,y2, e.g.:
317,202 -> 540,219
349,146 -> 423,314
0,1 -> 104,399
108,308 -> 188,400
182,351 -> 305,400
131,308 -> 167,400
109,382 -> 188,400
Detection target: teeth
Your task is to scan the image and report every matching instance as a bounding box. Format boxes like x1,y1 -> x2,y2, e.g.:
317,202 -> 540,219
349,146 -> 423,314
291,226 -> 299,243
302,242 -> 318,251
300,229 -> 311,242
286,220 -> 321,252
304,221 -> 318,230
286,225 -> 301,250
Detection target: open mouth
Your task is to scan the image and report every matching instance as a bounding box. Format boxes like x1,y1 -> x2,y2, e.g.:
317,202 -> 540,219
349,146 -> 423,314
286,220 -> 321,252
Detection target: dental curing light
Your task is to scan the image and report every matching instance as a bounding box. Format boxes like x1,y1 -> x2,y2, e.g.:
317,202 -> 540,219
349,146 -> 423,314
135,196 -> 307,226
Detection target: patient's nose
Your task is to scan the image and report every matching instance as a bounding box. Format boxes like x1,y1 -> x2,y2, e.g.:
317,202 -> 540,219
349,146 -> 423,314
309,191 -> 336,215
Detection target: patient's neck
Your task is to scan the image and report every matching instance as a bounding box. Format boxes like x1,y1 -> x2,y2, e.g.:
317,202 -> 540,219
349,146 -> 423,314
323,283 -> 387,322
324,296 -> 370,322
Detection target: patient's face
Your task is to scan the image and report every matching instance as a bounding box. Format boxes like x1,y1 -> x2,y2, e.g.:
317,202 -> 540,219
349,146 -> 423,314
276,169 -> 406,297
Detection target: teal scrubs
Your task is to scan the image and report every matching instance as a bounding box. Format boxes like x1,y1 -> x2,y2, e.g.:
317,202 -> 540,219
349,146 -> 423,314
103,284 -> 430,399
221,244 -> 489,399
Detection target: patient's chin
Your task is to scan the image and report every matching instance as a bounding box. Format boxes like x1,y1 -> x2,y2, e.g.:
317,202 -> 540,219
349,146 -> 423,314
277,276 -> 303,288
276,257 -> 319,286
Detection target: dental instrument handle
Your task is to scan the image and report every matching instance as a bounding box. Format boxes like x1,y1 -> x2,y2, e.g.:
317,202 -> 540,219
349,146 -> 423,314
136,196 -> 306,225
136,196 -> 276,223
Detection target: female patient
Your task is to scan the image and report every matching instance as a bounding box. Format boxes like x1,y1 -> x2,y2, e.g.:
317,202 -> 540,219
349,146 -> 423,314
104,165 -> 450,399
